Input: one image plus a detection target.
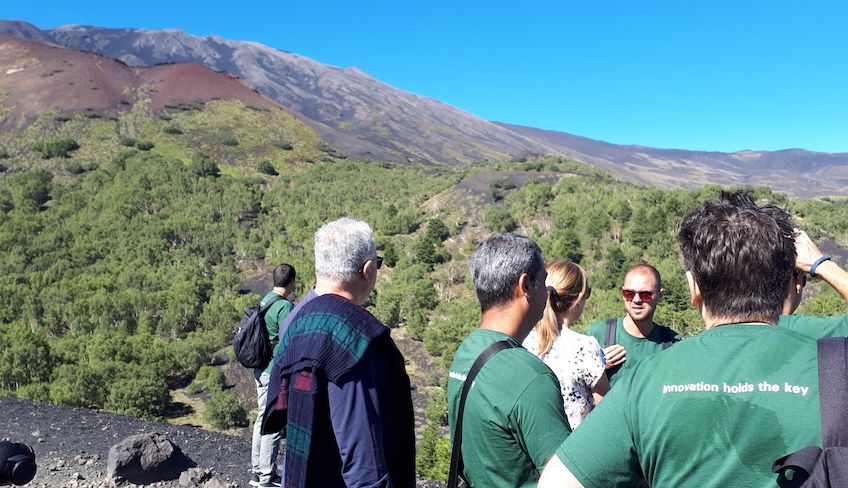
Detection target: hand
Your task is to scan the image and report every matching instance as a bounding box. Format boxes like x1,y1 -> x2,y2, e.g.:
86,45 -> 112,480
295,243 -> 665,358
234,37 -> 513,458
603,344 -> 627,369
794,229 -> 825,273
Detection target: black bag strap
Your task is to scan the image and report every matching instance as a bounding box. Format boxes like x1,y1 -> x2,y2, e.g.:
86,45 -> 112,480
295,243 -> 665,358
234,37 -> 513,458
448,339 -> 517,488
258,293 -> 284,318
604,318 -> 617,348
772,337 -> 848,480
659,325 -> 675,351
817,337 -> 848,447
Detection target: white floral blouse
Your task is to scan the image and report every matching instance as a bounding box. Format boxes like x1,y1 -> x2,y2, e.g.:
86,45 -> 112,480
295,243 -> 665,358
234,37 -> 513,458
522,327 -> 606,429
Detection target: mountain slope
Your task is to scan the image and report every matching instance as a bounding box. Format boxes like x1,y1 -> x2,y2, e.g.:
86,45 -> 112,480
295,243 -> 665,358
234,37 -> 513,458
0,21 -> 550,166
2,21 -> 847,197
0,34 -> 279,125
495,122 -> 848,198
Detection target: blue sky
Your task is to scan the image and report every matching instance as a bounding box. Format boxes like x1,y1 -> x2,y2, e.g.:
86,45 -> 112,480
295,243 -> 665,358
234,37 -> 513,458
4,1 -> 847,152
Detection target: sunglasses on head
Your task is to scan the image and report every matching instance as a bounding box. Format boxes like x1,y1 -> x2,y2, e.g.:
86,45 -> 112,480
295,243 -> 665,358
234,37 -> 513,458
622,289 -> 654,301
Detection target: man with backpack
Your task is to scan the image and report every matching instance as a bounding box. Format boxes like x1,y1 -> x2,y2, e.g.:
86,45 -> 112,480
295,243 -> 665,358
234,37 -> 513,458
249,264 -> 295,488
584,264 -> 680,385
538,191 -> 837,487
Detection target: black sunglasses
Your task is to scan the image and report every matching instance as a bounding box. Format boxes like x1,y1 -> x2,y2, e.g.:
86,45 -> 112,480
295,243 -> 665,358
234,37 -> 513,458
361,256 -> 383,272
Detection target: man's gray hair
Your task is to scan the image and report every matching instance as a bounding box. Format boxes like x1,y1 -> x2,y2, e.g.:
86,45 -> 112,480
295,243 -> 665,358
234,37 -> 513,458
314,218 -> 377,282
471,232 -> 544,312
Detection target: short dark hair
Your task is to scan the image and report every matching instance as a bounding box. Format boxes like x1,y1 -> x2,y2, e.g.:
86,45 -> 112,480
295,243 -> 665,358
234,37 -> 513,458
471,233 -> 545,312
273,264 -> 296,288
625,263 -> 662,290
678,191 -> 795,322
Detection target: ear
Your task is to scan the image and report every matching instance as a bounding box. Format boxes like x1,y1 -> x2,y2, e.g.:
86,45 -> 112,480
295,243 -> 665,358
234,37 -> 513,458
686,271 -> 702,307
517,272 -> 532,299
360,259 -> 377,281
657,288 -> 665,302
794,274 -> 805,295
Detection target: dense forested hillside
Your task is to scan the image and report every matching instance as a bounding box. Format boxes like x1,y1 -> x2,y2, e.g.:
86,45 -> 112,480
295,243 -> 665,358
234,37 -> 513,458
2,69 -> 848,481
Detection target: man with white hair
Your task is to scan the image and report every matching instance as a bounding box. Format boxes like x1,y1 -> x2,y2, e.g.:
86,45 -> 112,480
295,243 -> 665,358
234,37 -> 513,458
260,218 -> 415,488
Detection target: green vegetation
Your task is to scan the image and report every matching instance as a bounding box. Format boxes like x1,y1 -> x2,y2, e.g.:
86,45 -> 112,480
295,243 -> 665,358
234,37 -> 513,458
31,137 -> 80,158
204,390 -> 247,429
2,93 -> 848,480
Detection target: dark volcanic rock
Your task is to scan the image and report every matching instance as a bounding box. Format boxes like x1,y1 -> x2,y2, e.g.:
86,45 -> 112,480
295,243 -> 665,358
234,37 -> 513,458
106,432 -> 195,484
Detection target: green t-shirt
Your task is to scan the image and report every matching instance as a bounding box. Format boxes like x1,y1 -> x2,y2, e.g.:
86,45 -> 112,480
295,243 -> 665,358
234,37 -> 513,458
778,313 -> 848,338
557,324 -> 821,488
260,291 -> 293,374
585,318 -> 681,385
447,329 -> 571,488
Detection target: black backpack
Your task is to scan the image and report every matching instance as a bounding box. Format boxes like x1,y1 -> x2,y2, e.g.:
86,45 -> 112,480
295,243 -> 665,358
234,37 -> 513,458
233,294 -> 284,369
772,337 -> 848,487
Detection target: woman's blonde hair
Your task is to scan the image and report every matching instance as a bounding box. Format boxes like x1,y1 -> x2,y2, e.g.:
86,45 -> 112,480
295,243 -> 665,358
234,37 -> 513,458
532,260 -> 589,356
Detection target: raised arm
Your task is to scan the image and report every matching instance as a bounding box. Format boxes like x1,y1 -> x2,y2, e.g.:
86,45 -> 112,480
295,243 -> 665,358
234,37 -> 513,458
794,229 -> 848,301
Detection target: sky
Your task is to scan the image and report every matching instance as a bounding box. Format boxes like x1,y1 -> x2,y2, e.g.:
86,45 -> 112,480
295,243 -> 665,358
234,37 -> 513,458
3,1 -> 848,153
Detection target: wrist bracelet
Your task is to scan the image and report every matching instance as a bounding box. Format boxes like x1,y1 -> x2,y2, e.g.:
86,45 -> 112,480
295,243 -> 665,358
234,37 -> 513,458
809,255 -> 832,278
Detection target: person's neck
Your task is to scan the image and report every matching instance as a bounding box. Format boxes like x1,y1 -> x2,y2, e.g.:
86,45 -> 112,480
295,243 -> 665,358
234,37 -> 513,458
623,315 -> 654,338
702,314 -> 775,329
479,305 -> 531,342
271,286 -> 288,297
314,280 -> 360,305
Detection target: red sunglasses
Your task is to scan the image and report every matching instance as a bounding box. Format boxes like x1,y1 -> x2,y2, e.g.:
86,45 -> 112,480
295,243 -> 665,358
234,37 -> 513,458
622,289 -> 654,301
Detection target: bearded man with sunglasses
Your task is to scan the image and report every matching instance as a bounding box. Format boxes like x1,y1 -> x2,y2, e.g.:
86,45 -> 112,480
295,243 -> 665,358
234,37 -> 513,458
585,264 -> 681,385
260,218 -> 415,488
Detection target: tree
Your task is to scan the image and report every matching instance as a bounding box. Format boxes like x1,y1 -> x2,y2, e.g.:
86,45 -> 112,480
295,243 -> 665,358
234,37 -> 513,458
0,324 -> 52,389
484,206 -> 516,233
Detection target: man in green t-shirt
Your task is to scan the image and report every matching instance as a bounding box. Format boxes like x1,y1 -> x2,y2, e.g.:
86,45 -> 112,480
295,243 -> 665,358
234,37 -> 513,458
585,264 -> 680,385
250,264 -> 295,488
539,191 -> 826,488
447,233 -> 571,488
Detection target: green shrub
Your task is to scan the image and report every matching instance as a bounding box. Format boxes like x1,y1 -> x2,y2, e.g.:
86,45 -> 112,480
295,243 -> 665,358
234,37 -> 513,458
190,154 -> 220,177
222,137 -> 239,147
185,381 -> 202,395
163,126 -> 183,135
16,383 -> 51,403
204,390 -> 247,429
106,371 -> 170,420
205,368 -> 226,392
135,141 -> 155,151
256,160 -> 278,176
0,146 -> 8,159
274,141 -> 294,151
31,137 -> 80,159
64,161 -> 86,175
416,425 -> 450,482
49,364 -> 109,408
119,137 -> 136,147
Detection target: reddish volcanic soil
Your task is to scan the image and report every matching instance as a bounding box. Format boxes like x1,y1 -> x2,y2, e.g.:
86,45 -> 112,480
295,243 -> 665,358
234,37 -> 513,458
0,34 -> 279,125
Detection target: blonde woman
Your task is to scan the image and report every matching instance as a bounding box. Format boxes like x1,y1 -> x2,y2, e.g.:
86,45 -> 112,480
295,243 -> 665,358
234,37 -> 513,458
522,260 -> 610,429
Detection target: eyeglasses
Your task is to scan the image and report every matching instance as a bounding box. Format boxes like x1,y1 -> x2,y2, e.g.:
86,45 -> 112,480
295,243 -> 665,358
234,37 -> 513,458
361,256 -> 383,273
622,289 -> 654,301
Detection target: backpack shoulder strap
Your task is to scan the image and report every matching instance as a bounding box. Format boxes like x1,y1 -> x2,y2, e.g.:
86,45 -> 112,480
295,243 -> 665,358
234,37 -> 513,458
817,337 -> 848,447
258,293 -> 284,317
448,339 -> 518,488
604,318 -> 617,348
659,325 -> 675,351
